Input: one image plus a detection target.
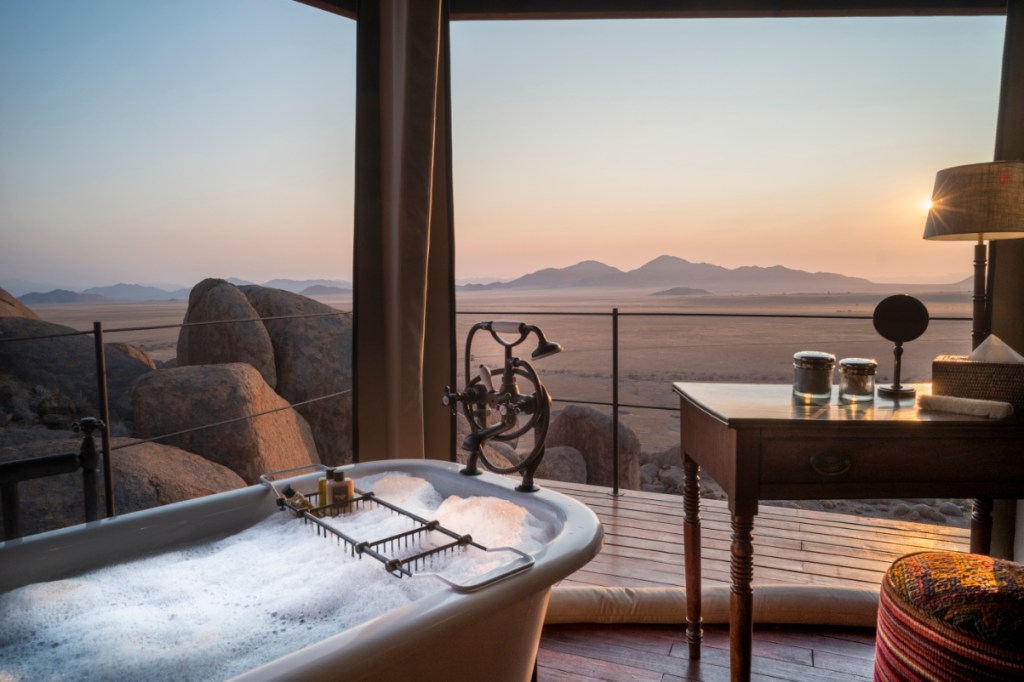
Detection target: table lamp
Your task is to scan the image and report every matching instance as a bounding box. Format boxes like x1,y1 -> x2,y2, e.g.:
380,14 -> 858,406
923,161 -> 1024,349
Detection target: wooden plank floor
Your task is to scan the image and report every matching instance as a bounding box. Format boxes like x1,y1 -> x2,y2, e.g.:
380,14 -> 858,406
538,622 -> 879,682
537,481 -> 970,681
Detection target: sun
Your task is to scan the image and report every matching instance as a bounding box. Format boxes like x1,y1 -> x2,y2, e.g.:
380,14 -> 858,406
919,197 -> 934,212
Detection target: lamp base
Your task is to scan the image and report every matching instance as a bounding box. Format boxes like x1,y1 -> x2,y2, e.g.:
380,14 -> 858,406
877,385 -> 916,399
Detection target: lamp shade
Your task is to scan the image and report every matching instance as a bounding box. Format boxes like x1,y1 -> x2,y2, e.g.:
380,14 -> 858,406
923,161 -> 1024,241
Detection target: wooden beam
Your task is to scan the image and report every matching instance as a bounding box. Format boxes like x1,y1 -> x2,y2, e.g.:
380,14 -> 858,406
986,0 -> 1024,561
297,0 -> 1004,22
448,0 -> 1005,20
295,0 -> 356,20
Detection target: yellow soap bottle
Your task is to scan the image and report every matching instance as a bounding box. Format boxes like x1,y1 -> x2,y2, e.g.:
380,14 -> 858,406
318,468 -> 336,512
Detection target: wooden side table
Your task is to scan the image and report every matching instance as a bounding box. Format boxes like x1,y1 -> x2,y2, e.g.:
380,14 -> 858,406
674,382 -> 1024,682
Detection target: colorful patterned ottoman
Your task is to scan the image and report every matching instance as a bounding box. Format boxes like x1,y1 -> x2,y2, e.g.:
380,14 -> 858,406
874,551 -> 1024,681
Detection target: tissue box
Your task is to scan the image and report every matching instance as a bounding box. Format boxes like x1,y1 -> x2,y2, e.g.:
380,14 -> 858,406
931,355 -> 1024,410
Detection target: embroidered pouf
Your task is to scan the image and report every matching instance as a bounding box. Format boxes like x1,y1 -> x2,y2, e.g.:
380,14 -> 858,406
874,551 -> 1024,681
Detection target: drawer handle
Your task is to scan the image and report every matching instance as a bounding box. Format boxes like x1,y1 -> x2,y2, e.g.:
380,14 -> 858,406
810,451 -> 851,477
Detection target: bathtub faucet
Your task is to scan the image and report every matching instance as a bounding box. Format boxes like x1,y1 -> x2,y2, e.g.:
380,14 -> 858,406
442,321 -> 562,492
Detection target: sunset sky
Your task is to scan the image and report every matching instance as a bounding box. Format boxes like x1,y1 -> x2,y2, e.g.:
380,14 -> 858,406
0,1 -> 1007,290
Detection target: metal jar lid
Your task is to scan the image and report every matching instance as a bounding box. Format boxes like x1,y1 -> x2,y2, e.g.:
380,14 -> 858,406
839,358 -> 877,375
793,351 -> 836,369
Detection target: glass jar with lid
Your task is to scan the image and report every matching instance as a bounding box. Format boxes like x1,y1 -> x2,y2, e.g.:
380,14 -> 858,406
792,351 -> 835,405
838,358 -> 877,403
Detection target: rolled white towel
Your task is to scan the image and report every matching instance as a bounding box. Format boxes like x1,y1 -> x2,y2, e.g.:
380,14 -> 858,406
545,584 -> 879,627
919,393 -> 1014,419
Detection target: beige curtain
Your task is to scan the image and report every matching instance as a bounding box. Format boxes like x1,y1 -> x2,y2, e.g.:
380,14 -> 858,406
353,0 -> 455,461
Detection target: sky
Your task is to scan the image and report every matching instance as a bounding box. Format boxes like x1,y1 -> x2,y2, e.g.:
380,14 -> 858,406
0,1 -> 1008,290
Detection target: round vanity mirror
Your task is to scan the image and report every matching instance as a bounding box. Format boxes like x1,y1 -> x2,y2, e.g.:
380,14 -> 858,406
873,294 -> 930,343
872,295 -> 930,399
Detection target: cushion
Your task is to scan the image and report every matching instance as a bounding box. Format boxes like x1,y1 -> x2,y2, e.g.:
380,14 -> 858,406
885,551 -> 1024,649
875,551 -> 1024,682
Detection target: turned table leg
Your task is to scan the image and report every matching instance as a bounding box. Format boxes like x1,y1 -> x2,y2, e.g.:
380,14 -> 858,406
683,454 -> 702,659
730,513 -> 755,682
970,498 -> 993,555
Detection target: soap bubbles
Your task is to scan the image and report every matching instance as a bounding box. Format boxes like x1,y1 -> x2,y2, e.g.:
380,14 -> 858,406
0,474 -> 544,681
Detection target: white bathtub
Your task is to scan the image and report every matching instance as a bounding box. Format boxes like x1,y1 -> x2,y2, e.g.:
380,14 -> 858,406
0,459 -> 603,682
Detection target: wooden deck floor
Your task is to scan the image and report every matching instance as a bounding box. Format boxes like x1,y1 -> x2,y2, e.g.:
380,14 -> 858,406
537,481 -> 970,681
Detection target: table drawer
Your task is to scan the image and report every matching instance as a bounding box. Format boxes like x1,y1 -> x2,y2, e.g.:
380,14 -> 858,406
759,435 -> 1022,487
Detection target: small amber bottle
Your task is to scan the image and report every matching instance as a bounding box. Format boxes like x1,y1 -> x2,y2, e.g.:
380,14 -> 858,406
281,485 -> 314,514
327,470 -> 354,515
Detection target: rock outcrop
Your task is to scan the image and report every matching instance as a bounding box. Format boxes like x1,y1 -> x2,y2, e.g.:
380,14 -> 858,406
240,285 -> 353,466
0,287 -> 39,320
176,279 -> 277,388
0,317 -> 153,429
132,363 -> 319,484
173,281 -> 353,466
0,435 -> 245,540
639,444 -> 725,500
547,405 -> 640,489
522,444 -> 587,484
643,444 -> 683,471
108,342 -> 157,370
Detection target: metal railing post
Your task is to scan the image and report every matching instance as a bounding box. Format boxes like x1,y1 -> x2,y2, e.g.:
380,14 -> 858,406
611,307 -> 621,497
93,321 -> 115,517
77,417 -> 102,522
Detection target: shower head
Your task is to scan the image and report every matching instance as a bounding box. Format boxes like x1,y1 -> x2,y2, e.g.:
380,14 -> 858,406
529,327 -> 563,360
531,339 -> 563,360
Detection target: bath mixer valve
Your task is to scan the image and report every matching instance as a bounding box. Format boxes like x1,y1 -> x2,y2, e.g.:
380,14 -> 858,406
444,321 -> 562,492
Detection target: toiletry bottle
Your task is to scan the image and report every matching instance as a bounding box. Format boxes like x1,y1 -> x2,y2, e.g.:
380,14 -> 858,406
327,470 -> 354,514
318,468 -> 335,512
281,485 -> 314,515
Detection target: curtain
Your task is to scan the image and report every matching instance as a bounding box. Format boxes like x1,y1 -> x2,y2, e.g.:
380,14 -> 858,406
353,0 -> 455,461
986,0 -> 1024,560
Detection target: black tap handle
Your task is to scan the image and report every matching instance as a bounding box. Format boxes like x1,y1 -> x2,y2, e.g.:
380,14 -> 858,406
441,386 -> 461,414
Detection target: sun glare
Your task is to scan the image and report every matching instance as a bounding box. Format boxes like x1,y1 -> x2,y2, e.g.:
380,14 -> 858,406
919,197 -> 934,212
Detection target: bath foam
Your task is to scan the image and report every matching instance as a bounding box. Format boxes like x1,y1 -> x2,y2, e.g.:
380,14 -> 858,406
0,474 -> 545,682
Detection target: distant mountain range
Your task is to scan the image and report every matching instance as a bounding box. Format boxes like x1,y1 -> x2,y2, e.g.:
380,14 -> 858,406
6,278 -> 352,304
84,283 -> 194,300
18,289 -> 108,305
459,255 -> 971,294
4,256 -> 971,304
